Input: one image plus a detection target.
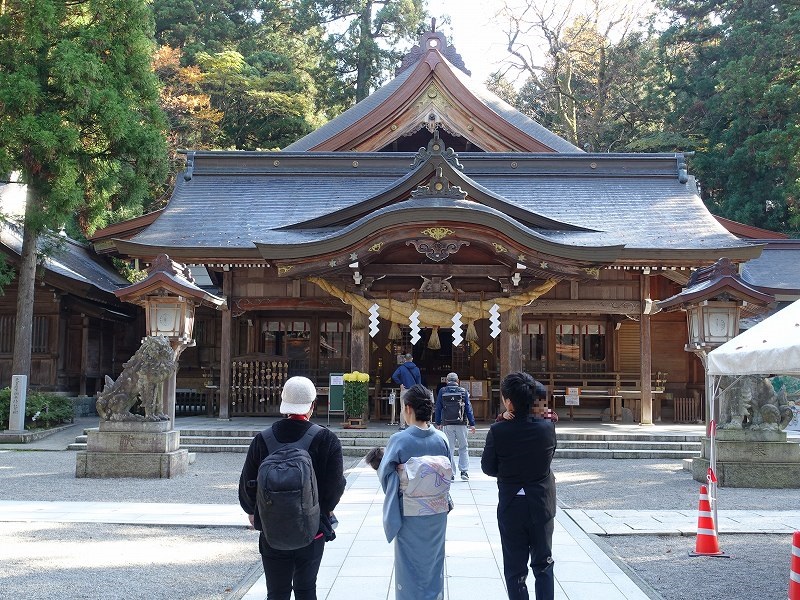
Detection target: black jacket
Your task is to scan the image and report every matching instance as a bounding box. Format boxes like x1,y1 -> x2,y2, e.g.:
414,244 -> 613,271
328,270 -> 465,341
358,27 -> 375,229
480,417 -> 556,521
239,418 -> 346,536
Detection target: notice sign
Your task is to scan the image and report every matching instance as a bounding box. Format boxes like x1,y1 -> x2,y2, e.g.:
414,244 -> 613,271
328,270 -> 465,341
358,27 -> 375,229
8,375 -> 27,431
565,387 -> 580,406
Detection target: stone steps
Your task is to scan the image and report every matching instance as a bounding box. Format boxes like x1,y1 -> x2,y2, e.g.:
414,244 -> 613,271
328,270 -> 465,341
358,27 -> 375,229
69,427 -> 703,459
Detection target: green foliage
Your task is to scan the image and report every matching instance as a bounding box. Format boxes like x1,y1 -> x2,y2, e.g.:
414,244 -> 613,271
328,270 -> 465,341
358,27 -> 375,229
649,0 -> 800,233
0,388 -> 74,430
0,0 -> 170,236
0,255 -> 14,293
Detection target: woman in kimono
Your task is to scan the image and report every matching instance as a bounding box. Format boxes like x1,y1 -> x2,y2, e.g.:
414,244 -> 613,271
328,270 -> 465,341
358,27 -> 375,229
378,383 -> 451,600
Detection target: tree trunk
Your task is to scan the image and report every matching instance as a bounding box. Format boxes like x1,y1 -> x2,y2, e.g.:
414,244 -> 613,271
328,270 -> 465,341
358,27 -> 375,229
10,193 -> 39,382
355,0 -> 373,102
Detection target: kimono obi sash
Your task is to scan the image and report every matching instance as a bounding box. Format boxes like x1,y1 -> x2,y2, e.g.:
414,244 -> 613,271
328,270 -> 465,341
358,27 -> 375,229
397,455 -> 452,516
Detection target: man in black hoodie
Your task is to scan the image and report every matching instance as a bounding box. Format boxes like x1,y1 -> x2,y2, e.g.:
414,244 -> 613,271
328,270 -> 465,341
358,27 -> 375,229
239,376 -> 345,600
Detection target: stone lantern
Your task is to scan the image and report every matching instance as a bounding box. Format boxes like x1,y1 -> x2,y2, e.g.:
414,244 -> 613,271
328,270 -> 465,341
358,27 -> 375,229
116,254 -> 226,423
658,257 -> 788,492
75,255 -> 224,479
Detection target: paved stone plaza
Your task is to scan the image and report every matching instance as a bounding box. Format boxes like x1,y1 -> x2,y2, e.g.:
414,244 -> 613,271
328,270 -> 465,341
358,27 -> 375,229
1,419 -> 799,600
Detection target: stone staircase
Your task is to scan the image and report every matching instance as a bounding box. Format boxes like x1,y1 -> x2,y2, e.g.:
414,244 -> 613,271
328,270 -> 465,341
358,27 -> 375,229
69,427 -> 702,459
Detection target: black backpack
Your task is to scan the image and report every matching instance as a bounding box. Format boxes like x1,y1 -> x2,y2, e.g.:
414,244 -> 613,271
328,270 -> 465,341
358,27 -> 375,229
442,388 -> 466,425
257,423 -> 322,550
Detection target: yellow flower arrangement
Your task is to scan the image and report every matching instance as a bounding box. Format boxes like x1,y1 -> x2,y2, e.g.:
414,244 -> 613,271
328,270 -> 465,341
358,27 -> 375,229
343,370 -> 370,419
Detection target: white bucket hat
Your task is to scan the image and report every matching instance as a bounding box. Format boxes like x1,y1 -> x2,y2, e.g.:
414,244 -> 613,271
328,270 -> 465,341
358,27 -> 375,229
279,376 -> 317,415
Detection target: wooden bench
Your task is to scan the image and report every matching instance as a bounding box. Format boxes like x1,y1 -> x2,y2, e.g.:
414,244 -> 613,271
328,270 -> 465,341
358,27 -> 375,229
551,386 -> 622,421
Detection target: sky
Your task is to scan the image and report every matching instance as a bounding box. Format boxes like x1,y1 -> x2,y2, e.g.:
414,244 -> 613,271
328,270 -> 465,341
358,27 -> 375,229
425,0 -> 512,84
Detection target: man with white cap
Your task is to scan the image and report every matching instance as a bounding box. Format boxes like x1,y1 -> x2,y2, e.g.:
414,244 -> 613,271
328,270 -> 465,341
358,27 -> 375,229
239,376 -> 345,600
435,372 -> 476,481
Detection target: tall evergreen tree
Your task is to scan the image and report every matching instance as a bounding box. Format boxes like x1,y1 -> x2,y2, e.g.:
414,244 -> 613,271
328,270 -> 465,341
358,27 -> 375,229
299,0 -> 426,104
0,0 -> 168,383
653,0 -> 800,233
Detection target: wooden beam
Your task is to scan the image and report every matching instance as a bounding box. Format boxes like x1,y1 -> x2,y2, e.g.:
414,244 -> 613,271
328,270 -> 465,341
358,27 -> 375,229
362,264 -> 512,277
522,300 -> 641,315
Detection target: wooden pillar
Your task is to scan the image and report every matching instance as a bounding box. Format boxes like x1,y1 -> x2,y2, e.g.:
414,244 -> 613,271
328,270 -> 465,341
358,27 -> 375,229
79,315 -> 89,396
499,307 -> 523,381
218,269 -> 232,420
350,311 -> 369,373
640,273 -> 653,425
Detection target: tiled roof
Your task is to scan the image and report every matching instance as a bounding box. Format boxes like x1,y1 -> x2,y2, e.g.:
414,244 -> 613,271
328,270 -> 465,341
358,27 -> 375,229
124,151 -> 753,259
283,53 -> 580,153
741,243 -> 800,292
0,219 -> 129,293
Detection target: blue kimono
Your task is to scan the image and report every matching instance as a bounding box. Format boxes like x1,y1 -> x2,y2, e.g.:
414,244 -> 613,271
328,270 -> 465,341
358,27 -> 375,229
379,425 -> 451,600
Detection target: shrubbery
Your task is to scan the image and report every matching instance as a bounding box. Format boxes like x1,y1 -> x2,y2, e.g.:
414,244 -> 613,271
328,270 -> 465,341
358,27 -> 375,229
0,388 -> 74,429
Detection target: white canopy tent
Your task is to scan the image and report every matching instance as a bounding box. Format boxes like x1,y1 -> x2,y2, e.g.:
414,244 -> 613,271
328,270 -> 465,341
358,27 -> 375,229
707,299 -> 800,376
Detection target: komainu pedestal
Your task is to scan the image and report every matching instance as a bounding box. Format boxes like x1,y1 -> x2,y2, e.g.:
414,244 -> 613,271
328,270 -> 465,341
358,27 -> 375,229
76,421 -> 189,478
692,429 -> 800,488
75,336 -> 188,478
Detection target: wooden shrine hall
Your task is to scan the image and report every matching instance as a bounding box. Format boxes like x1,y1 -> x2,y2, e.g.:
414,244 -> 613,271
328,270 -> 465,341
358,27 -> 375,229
92,26 -> 763,423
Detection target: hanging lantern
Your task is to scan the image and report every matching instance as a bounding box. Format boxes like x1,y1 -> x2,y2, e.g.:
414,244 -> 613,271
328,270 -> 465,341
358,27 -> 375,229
428,326 -> 441,349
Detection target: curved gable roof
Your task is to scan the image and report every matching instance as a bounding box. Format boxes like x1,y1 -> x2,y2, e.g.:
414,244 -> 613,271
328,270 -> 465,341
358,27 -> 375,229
284,43 -> 580,154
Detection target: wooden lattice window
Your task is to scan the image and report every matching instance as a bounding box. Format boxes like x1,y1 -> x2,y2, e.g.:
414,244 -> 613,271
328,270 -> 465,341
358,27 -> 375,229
0,315 -> 14,353
32,316 -> 50,353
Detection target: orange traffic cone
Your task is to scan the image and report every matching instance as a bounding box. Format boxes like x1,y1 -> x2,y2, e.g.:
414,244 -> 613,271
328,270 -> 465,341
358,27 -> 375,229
689,485 -> 728,557
790,531 -> 800,600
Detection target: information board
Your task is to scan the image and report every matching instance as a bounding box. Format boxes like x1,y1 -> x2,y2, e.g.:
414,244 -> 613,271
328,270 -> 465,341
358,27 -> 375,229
565,387 -> 580,406
328,373 -> 345,413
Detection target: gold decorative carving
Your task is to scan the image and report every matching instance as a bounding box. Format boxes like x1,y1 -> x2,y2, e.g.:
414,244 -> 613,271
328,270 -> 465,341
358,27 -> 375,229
583,267 -> 600,278
492,243 -> 508,254
518,254 -> 526,262
369,242 -> 384,253
422,227 -> 453,241
277,265 -> 293,275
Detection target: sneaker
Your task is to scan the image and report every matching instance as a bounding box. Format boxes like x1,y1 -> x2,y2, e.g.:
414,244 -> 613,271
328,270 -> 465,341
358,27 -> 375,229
460,471 -> 469,481
451,475 -> 455,481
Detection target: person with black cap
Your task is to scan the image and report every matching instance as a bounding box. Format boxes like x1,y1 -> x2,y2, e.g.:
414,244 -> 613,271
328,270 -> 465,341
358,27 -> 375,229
434,372 -> 476,481
391,353 -> 421,430
239,376 -> 346,600
481,372 -> 557,600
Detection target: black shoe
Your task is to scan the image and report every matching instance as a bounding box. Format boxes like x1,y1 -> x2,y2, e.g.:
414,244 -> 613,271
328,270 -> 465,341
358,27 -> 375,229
451,475 -> 455,481
460,471 -> 469,481
398,425 -> 407,431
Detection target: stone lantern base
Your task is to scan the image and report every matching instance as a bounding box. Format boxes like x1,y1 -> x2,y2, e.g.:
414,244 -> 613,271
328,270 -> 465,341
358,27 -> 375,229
76,420 -> 189,478
691,429 -> 800,488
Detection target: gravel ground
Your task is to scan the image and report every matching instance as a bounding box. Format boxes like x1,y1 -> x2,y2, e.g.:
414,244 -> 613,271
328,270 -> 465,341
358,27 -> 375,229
553,459 -> 798,600
0,522 -> 259,600
1,450 -> 796,600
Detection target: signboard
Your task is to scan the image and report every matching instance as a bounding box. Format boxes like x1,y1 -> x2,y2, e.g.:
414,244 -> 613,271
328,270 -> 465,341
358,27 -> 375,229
565,386 -> 580,406
328,373 -> 345,413
469,380 -> 486,398
8,375 -> 27,431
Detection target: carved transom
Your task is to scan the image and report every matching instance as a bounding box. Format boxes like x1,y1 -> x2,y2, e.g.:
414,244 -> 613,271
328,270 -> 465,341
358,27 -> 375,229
407,239 -> 470,262
417,276 -> 454,293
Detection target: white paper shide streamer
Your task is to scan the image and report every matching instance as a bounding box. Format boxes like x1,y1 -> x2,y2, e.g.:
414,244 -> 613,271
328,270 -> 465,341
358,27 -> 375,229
368,303 -> 380,338
409,310 -> 421,345
489,303 -> 501,339
451,312 -> 463,346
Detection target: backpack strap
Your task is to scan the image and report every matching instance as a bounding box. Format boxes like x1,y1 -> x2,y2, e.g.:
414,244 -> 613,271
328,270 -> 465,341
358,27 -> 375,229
261,422 -> 323,455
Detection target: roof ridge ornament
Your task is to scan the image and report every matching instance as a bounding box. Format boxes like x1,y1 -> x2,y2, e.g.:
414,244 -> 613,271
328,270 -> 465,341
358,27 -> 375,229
410,165 -> 468,200
411,130 -> 464,170
396,18 -> 471,77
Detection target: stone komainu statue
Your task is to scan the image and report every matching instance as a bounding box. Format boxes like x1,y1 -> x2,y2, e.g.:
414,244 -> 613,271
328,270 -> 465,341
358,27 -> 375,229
96,336 -> 177,421
719,375 -> 794,431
